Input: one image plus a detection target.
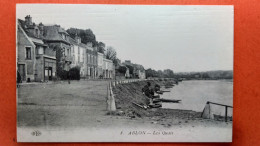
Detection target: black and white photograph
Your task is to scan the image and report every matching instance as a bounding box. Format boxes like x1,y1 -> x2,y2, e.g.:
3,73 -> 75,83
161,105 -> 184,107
16,4 -> 233,142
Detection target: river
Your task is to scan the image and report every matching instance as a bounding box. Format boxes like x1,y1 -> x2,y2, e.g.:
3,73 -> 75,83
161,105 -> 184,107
161,80 -> 233,116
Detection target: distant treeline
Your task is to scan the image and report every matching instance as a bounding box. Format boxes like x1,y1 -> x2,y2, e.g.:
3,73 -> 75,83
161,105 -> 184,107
145,68 -> 175,78
174,70 -> 233,80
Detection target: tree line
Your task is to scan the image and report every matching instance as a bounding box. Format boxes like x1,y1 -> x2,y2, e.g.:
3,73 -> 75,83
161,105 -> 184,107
145,68 -> 175,78
174,70 -> 233,80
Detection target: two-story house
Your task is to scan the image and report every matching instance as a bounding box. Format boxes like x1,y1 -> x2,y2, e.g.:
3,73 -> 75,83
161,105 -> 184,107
17,15 -> 57,82
68,35 -> 87,77
97,52 -> 104,78
103,58 -> 114,79
86,43 -> 98,79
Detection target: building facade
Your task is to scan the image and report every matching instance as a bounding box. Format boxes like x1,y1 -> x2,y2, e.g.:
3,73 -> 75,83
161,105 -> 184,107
133,64 -> 146,79
68,36 -> 87,77
17,15 -> 116,82
17,16 -> 57,82
86,43 -> 98,79
122,60 -> 146,79
43,24 -> 72,76
103,58 -> 114,79
97,52 -> 104,78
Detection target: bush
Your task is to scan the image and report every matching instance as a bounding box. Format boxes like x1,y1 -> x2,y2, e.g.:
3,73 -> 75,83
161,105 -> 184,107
59,70 -> 68,80
69,66 -> 81,80
117,66 -> 127,74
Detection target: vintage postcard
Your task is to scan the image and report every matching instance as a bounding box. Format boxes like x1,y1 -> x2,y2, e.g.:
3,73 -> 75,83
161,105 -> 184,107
16,4 -> 233,142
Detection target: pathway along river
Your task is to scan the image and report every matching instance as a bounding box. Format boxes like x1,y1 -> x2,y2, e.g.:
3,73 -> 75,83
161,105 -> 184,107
161,80 -> 233,117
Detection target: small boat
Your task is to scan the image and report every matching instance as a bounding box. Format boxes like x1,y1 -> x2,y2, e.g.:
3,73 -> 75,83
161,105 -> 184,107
155,91 -> 163,94
161,90 -> 170,92
148,103 -> 162,108
152,95 -> 160,99
132,102 -> 148,110
152,98 -> 161,103
164,86 -> 173,89
160,98 -> 181,103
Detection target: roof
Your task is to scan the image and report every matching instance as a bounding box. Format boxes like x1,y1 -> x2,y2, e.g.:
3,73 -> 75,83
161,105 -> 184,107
67,36 -> 77,45
17,22 -> 35,48
18,19 -> 42,39
79,43 -> 87,48
103,58 -> 113,63
67,36 -> 89,49
43,25 -> 70,45
29,37 -> 47,47
57,26 -> 69,35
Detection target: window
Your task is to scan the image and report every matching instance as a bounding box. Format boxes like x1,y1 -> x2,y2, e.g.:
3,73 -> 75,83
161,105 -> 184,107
26,47 -> 31,59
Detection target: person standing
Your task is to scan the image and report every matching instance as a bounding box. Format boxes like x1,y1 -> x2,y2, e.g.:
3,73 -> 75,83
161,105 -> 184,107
142,82 -> 154,104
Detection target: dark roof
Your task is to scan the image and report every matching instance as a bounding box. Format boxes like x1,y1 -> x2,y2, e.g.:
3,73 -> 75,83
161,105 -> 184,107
67,36 -> 77,44
18,19 -> 42,39
29,37 -> 48,47
57,26 -> 69,35
67,36 -> 88,48
43,25 -> 70,45
79,43 -> 87,48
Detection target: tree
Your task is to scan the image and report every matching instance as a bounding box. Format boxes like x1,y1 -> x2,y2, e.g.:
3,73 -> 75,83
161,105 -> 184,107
67,28 -> 97,45
97,41 -> 105,53
105,46 -> 117,64
118,66 -> 127,74
126,65 -> 134,75
47,44 -> 63,79
145,68 -> 159,78
157,70 -> 164,78
163,69 -> 174,78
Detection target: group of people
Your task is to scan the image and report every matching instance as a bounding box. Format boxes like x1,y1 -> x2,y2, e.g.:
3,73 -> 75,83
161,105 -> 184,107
142,82 -> 161,104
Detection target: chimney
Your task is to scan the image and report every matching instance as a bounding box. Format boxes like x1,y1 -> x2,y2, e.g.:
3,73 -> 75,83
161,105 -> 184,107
75,34 -> 81,44
39,22 -> 44,36
25,15 -> 32,26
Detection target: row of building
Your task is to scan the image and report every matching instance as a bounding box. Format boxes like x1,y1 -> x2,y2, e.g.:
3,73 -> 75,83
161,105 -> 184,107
121,60 -> 146,79
17,15 -> 114,82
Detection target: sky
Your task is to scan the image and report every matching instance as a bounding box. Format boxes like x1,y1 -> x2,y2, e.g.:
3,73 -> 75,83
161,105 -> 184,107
17,4 -> 233,72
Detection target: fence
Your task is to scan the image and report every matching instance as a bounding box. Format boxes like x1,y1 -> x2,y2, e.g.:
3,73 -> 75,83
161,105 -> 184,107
111,79 -> 148,86
201,101 -> 233,122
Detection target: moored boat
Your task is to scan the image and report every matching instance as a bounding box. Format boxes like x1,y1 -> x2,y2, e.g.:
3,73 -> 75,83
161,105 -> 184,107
160,98 -> 181,103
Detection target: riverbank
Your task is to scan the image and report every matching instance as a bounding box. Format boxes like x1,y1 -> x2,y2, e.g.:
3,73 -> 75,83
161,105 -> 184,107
112,80 -> 232,127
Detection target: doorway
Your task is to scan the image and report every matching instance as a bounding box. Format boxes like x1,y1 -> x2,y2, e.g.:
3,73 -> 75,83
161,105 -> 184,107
45,67 -> 52,81
18,64 -> 26,81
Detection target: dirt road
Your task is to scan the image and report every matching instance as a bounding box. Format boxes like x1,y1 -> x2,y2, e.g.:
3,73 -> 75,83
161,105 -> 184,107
18,80 -> 113,129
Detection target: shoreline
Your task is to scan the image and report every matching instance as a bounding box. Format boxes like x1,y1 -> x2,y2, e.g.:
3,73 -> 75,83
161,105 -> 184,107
112,79 -> 232,127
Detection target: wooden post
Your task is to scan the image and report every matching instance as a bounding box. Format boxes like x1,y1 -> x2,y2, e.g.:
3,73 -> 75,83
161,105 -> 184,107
225,106 -> 228,122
